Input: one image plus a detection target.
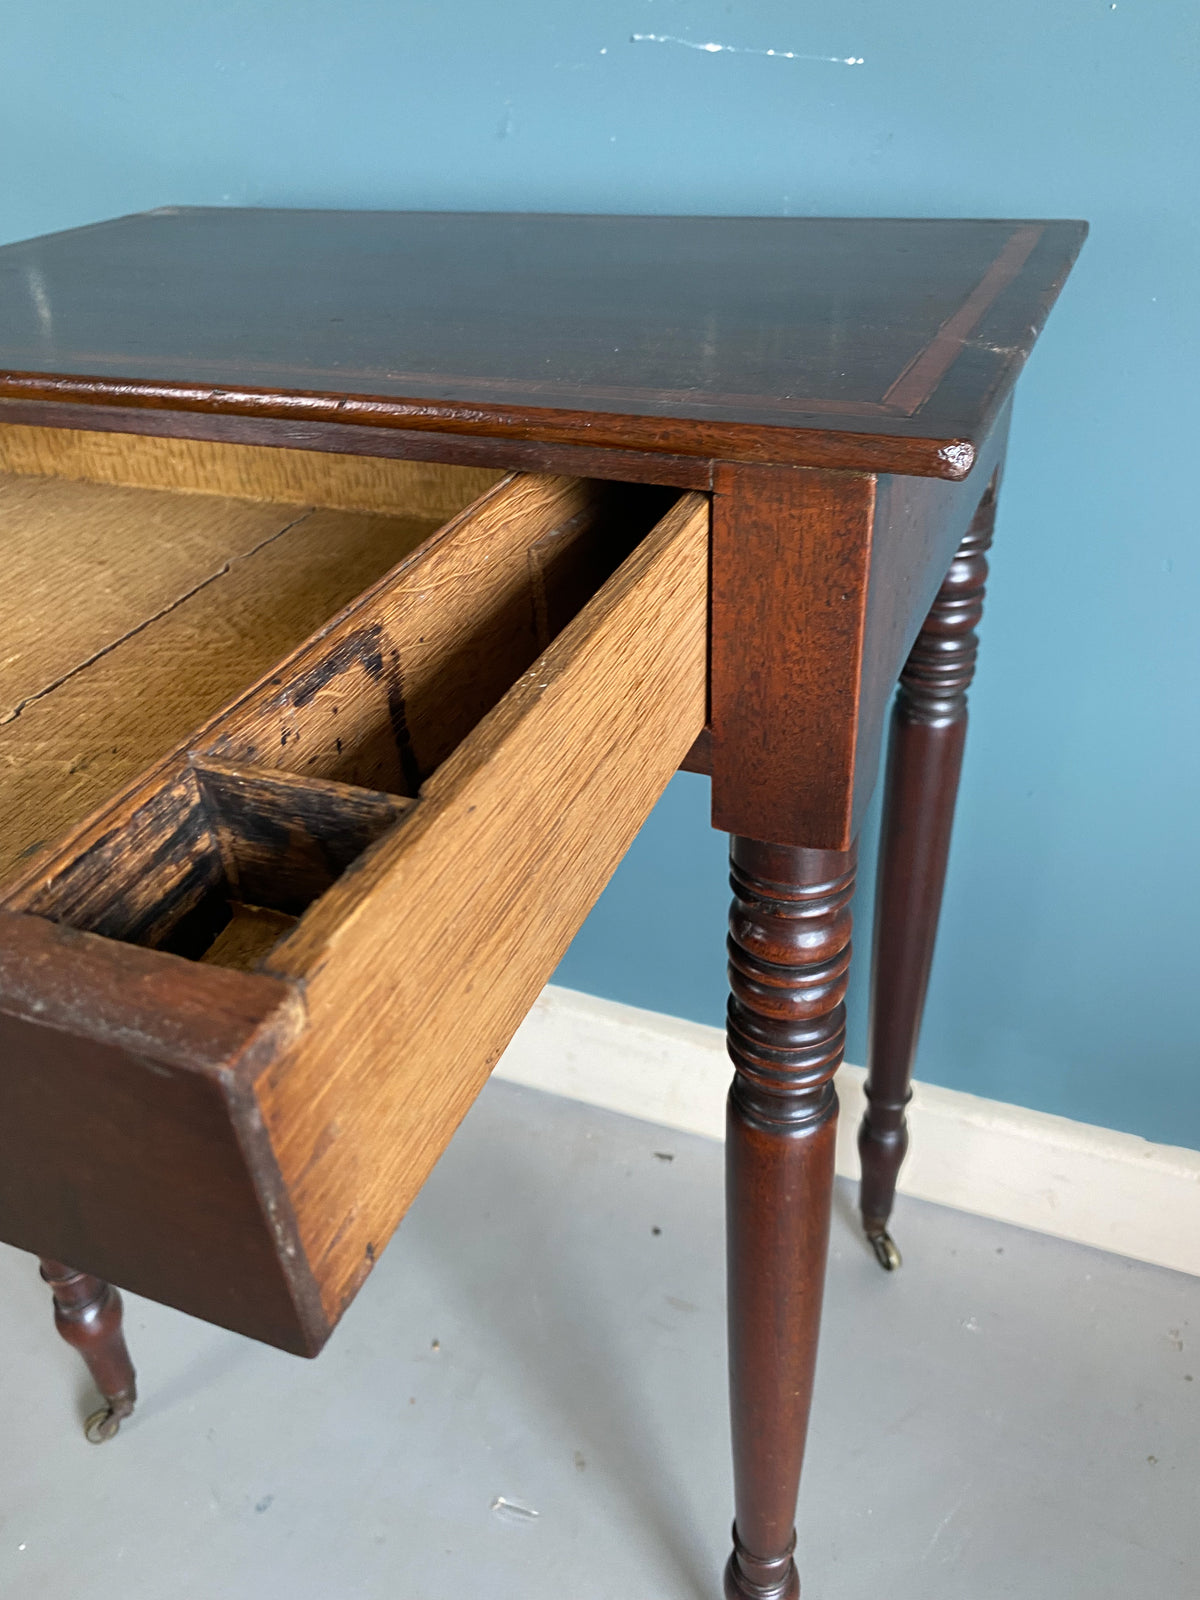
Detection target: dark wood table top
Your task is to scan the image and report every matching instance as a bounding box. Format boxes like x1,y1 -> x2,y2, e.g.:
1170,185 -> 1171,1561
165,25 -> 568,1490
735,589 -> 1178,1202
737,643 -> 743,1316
0,209 -> 1085,479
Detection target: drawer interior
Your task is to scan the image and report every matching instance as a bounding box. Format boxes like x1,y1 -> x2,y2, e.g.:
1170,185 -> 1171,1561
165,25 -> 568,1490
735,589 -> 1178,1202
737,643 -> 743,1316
0,424 -> 504,885
0,433 -> 707,1355
201,474 -> 674,797
30,756 -> 412,972
5,461 -> 677,972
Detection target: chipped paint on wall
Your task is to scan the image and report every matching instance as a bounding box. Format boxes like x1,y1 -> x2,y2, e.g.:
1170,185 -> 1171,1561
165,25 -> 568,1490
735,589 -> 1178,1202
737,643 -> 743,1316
630,32 -> 864,66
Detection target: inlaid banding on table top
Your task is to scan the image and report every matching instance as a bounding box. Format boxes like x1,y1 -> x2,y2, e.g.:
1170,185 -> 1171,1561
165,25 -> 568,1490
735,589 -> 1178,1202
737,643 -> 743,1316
0,216 -> 1038,423
0,213 -> 1084,469
879,225 -> 1043,412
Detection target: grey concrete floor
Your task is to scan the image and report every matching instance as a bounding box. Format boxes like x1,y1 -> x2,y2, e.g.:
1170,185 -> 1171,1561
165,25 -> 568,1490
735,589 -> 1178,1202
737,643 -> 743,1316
1,1078 -> 1197,1600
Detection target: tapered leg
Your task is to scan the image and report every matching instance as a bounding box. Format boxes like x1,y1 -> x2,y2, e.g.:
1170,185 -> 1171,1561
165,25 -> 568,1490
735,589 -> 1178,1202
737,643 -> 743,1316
725,837 -> 855,1600
858,481 -> 996,1269
40,1259 -> 137,1442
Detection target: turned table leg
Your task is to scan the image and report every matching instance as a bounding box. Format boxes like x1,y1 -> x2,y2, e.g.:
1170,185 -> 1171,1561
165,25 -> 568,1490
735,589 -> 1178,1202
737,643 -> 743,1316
39,1259 -> 137,1442
858,479 -> 996,1269
725,837 -> 855,1600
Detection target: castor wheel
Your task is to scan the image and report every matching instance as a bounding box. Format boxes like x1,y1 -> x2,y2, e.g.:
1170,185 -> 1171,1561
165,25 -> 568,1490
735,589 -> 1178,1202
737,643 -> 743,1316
84,1393 -> 135,1444
863,1221 -> 903,1271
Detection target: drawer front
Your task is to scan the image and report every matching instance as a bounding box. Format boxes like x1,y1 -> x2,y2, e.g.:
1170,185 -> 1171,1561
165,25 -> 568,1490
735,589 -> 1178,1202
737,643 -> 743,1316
0,459 -> 707,1353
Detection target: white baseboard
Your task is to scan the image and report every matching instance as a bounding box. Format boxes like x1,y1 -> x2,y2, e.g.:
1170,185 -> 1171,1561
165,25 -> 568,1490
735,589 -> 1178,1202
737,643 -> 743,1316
495,985 -> 1200,1278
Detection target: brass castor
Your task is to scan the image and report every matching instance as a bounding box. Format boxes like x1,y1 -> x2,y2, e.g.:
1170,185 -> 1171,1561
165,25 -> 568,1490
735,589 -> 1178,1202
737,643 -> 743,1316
84,1392 -> 136,1444
863,1219 -> 902,1271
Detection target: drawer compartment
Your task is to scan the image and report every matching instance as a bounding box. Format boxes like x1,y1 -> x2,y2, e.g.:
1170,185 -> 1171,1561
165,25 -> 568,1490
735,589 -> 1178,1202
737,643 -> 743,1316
0,423 -> 506,884
0,464 -> 708,1354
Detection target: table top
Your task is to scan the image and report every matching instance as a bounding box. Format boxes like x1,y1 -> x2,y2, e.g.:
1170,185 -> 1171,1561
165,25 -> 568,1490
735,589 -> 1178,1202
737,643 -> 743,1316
0,210 -> 1085,479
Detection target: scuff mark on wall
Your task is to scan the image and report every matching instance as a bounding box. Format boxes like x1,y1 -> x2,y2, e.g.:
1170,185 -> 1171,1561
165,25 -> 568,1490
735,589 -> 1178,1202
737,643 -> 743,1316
631,33 -> 864,66
24,267 -> 53,337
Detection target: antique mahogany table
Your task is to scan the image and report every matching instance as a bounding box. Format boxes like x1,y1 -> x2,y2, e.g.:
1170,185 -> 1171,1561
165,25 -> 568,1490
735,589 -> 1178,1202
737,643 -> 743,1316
0,210 -> 1083,1596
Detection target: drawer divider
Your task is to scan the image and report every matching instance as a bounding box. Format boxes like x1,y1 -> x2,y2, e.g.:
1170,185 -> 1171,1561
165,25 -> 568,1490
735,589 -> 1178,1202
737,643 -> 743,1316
190,757 -> 413,916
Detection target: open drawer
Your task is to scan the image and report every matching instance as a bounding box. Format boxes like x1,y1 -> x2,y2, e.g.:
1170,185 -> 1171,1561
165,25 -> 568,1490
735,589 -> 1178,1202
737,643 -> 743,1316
0,449 -> 708,1355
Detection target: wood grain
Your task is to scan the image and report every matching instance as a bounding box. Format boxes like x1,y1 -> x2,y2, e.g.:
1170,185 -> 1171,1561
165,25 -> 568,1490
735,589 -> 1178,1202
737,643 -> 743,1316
199,905 -> 298,973
1,472 -> 666,904
0,497 -> 456,883
10,755 -> 410,964
16,765 -> 221,949
0,471 -> 297,722
205,474 -> 667,794
0,371 -> 984,481
710,464 -> 876,851
193,759 -> 411,914
0,400 -> 716,492
708,416 -> 1009,850
0,422 -> 502,518
256,491 -> 710,1318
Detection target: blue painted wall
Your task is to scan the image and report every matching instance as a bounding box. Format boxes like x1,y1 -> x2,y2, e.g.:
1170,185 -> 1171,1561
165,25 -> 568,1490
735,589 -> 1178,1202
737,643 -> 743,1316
4,2 -> 1197,1145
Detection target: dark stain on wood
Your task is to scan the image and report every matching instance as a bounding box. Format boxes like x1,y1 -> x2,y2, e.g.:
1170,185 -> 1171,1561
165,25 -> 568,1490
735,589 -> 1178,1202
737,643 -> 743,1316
193,758 -> 410,921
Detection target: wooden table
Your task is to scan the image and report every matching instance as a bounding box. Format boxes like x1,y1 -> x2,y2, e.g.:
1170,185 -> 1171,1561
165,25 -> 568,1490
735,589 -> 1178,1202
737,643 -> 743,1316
0,210 -> 1084,1596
